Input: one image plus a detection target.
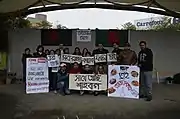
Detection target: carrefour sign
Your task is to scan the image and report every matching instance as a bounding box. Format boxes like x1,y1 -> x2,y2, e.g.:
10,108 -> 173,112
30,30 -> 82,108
134,17 -> 165,29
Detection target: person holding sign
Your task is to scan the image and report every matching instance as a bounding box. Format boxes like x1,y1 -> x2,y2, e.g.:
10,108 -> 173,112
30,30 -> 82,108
73,47 -> 82,55
82,48 -> 91,57
112,42 -> 122,64
118,43 -> 137,65
92,44 -> 109,73
69,62 -> 82,74
33,45 -> 46,58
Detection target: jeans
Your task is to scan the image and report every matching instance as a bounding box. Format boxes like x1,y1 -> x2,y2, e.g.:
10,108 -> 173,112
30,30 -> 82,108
140,71 -> 152,97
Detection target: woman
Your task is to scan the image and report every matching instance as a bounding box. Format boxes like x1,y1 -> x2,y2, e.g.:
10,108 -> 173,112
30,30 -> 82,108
55,49 -> 61,56
73,47 -> 81,55
57,63 -> 70,95
45,49 -> 50,56
63,48 -> 70,54
33,45 -> 46,57
85,52 -> 91,57
22,48 -> 32,82
82,48 -> 91,57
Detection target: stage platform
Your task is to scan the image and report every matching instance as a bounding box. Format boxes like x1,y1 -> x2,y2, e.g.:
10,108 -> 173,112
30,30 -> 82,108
0,83 -> 180,119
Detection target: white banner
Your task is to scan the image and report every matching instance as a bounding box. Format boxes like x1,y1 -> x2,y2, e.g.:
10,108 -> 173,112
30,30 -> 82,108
70,55 -> 82,64
82,57 -> 94,65
69,74 -> 107,91
94,54 -> 107,63
107,53 -> 117,62
77,29 -> 91,42
26,58 -> 49,94
108,65 -> 140,99
47,55 -> 60,67
60,54 -> 71,63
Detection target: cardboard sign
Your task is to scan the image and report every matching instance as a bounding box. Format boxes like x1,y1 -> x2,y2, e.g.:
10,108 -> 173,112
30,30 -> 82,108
94,54 -> 107,63
69,74 -> 107,91
60,54 -> 71,63
47,55 -> 60,67
70,55 -> 82,64
107,53 -> 117,62
77,30 -> 91,42
82,57 -> 94,65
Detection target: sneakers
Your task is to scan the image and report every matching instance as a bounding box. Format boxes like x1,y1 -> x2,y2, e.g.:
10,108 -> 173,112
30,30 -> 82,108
145,95 -> 152,101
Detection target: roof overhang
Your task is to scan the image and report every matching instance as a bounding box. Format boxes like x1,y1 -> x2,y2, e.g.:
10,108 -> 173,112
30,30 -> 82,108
0,0 -> 180,18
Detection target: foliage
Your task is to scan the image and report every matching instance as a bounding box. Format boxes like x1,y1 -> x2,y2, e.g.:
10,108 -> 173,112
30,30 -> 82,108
36,21 -> 52,29
57,24 -> 68,29
0,16 -> 31,30
121,22 -> 136,30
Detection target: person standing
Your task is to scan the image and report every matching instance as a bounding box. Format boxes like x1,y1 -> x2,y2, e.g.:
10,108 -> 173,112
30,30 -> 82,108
112,42 -> 122,65
138,41 -> 153,101
118,43 -> 137,65
33,45 -> 46,58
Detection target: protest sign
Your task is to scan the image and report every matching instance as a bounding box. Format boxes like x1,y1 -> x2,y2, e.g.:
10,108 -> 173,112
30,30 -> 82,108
52,67 -> 59,72
82,57 -> 94,65
70,55 -> 82,64
69,74 -> 107,91
77,29 -> 91,42
47,55 -> 60,67
94,54 -> 107,63
26,58 -> 49,94
107,53 -> 117,62
60,54 -> 71,63
108,65 -> 140,99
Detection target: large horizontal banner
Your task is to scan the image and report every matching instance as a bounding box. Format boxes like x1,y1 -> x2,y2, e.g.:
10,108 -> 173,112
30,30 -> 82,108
108,65 -> 140,99
47,54 -> 60,67
26,58 -> 49,94
69,74 -> 107,91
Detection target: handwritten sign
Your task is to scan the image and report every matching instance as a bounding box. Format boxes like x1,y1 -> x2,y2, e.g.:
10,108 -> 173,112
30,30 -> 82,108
70,55 -> 82,64
94,54 -> 107,63
60,54 -> 71,63
77,30 -> 91,42
107,53 -> 117,62
108,65 -> 140,99
47,55 -> 60,67
26,58 -> 49,94
82,57 -> 94,65
69,74 -> 107,91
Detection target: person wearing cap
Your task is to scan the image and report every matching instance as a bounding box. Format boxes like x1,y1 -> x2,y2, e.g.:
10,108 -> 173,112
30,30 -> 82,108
118,43 -> 137,65
56,63 -> 70,96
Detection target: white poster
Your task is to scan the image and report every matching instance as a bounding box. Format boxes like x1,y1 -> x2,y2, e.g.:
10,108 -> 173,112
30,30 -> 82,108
60,54 -> 71,63
69,74 -> 107,91
107,53 -> 117,62
77,29 -> 91,42
94,54 -> 107,63
82,57 -> 94,65
108,65 -> 140,99
26,58 -> 49,94
47,55 -> 60,67
70,55 -> 82,64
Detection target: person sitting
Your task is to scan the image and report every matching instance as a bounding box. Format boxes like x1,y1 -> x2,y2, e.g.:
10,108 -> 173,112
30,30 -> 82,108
57,63 -> 70,96
69,62 -> 82,74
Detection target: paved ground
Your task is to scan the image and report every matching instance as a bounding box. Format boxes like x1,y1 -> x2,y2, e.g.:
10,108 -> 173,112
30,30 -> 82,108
0,83 -> 180,119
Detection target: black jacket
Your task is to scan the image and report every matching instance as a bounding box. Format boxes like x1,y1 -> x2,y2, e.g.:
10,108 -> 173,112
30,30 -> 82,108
22,54 -> 32,65
112,48 -> 122,55
138,48 -> 153,71
92,48 -> 109,55
33,52 -> 46,58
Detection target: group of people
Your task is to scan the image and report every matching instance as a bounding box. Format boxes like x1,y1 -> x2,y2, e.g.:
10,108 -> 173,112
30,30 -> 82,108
22,41 -> 153,101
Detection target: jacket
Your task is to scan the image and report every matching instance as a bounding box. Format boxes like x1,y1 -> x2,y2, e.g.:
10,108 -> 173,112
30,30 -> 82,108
57,71 -> 69,89
138,48 -> 153,71
118,49 -> 137,65
69,68 -> 82,74
22,54 -> 32,65
33,52 -> 46,58
92,48 -> 109,65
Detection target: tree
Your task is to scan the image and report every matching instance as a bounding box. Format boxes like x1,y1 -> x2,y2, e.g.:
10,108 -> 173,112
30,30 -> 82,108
36,21 -> 52,29
0,16 -> 31,30
57,24 -> 68,29
151,17 -> 180,31
121,22 -> 136,30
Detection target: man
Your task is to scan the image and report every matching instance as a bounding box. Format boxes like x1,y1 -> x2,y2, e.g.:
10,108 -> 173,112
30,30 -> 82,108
92,44 -> 109,73
138,41 -> 153,101
118,43 -> 137,65
59,44 -> 64,55
112,42 -> 122,65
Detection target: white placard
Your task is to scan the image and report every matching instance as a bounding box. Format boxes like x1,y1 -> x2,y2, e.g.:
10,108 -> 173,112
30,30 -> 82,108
108,65 -> 140,99
26,58 -> 49,94
69,74 -> 107,91
52,67 -> 59,72
60,54 -> 71,63
70,55 -> 82,64
107,53 -> 117,62
82,57 -> 94,65
94,54 -> 107,63
77,30 -> 91,42
47,55 -> 60,67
